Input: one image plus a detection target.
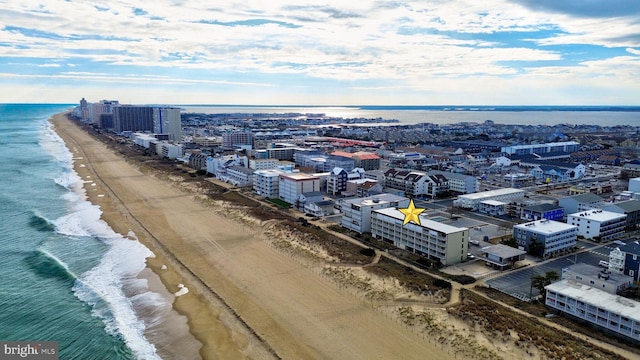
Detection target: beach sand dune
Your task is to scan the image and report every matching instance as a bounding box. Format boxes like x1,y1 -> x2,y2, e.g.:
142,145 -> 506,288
51,112 -> 454,359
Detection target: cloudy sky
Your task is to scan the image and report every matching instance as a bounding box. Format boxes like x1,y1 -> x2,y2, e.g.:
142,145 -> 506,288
1,1 -> 640,105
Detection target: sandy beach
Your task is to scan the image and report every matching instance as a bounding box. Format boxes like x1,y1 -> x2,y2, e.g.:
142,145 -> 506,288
50,112 -> 456,359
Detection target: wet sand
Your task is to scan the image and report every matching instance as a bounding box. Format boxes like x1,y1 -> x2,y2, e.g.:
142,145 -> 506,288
51,112 -> 453,360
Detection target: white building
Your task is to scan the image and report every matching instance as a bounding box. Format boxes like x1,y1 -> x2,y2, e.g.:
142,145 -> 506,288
206,154 -> 248,177
279,173 -> 321,205
253,168 -> 292,199
249,158 -> 281,170
158,142 -> 183,159
340,194 -> 409,234
502,141 -> 580,155
513,219 -> 577,257
225,166 -> 255,187
561,263 -> 633,295
453,188 -> 526,211
567,209 -> 626,241
545,280 -> 640,342
133,133 -> 157,148
371,208 -> 469,266
478,200 -> 507,217
430,170 -> 479,194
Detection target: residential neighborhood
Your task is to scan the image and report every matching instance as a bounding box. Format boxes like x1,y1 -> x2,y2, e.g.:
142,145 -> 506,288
73,99 -> 640,348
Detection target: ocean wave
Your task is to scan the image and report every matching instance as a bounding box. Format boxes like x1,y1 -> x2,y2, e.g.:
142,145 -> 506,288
28,211 -> 56,232
24,249 -> 77,284
73,237 -> 162,360
45,118 -> 165,360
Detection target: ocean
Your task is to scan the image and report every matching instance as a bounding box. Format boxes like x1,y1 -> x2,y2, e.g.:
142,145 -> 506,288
0,104 -> 163,359
183,105 -> 640,126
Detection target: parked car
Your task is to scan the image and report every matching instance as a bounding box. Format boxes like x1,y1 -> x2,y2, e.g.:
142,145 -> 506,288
599,260 -> 610,268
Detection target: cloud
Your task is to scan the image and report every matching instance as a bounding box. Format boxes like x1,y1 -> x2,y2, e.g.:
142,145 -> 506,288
0,1 -> 639,104
510,0 -> 640,18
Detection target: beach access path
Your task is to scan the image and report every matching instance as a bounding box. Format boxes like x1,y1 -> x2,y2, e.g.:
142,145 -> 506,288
51,113 -> 453,360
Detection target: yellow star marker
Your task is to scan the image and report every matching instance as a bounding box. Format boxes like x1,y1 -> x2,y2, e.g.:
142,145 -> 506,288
399,199 -> 425,226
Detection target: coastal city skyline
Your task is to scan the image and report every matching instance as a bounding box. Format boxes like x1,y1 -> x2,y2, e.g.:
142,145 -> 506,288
2,1 -> 640,105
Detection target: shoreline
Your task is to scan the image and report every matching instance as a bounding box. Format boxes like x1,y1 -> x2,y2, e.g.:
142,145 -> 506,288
48,111 -> 639,360
50,112 -> 271,359
50,112 -> 458,359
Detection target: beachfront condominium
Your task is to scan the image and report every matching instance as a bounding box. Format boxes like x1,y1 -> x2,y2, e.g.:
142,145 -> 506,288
513,219 -> 577,257
371,208 -> 469,266
222,130 -> 253,150
501,141 -> 580,156
340,194 -> 410,234
545,280 -> 640,343
113,105 -> 154,133
278,172 -> 321,205
153,107 -> 182,142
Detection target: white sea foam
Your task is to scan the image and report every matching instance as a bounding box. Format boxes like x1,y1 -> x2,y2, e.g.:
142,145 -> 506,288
44,117 -> 167,360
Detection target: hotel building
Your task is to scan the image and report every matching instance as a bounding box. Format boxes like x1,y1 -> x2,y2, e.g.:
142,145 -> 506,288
279,173 -> 321,205
340,194 -> 409,234
545,280 -> 640,342
371,208 -> 468,266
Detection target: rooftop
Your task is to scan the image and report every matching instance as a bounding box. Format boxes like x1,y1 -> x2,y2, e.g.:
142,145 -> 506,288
514,219 -> 577,233
373,207 -> 468,234
568,209 -> 627,222
546,280 -> 640,322
564,193 -> 604,203
280,172 -> 319,181
563,263 -> 632,286
457,188 -> 525,200
344,194 -> 408,207
479,244 -> 527,258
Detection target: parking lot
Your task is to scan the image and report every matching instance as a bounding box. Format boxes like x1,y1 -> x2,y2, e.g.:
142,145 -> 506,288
484,240 -> 632,302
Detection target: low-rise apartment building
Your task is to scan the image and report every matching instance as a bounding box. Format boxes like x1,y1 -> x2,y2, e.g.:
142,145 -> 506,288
567,209 -> 626,241
371,208 -> 468,266
340,194 -> 409,234
545,280 -> 640,343
513,219 -> 577,257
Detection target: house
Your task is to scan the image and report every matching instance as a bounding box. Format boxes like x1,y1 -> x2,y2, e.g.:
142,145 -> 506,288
609,241 -> 640,281
513,219 -> 577,257
297,191 -> 324,211
530,164 -> 585,183
304,200 -> 336,217
478,244 -> 526,270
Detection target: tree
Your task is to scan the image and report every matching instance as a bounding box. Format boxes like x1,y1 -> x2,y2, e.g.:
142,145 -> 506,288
528,237 -> 544,258
500,237 -> 518,248
531,271 -> 560,301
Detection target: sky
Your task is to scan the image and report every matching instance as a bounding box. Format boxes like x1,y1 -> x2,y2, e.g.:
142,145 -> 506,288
1,1 -> 640,105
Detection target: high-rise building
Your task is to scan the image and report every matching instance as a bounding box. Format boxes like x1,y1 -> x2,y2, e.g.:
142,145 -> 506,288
153,107 -> 182,141
113,105 -> 154,133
